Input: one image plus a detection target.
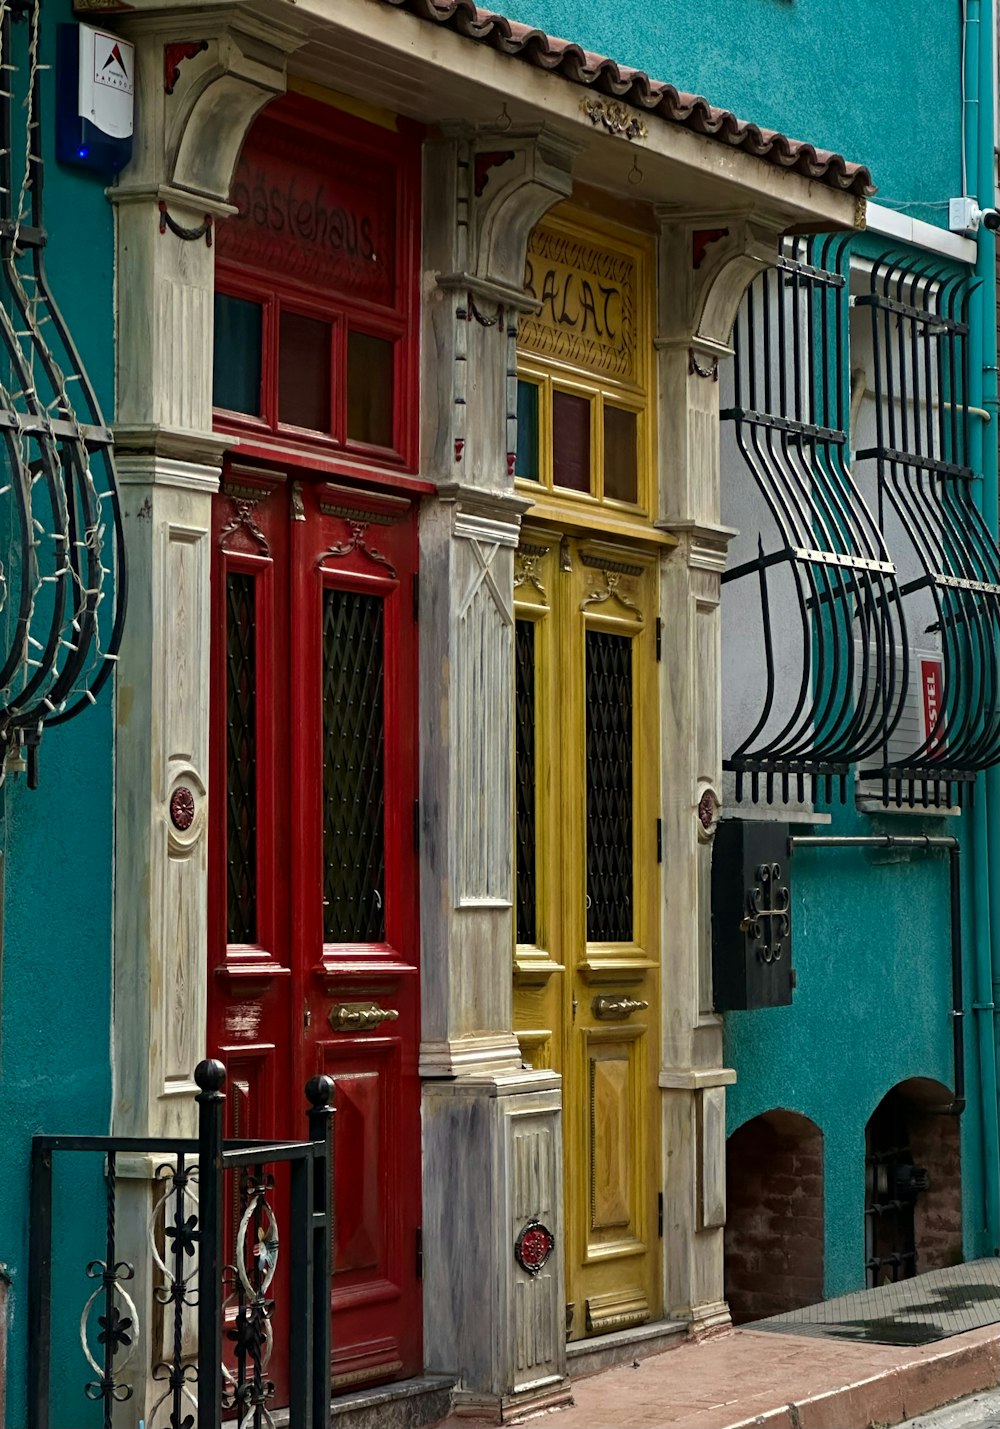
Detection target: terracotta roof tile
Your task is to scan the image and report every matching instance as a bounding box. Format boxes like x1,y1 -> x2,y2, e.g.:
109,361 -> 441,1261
378,0 -> 875,197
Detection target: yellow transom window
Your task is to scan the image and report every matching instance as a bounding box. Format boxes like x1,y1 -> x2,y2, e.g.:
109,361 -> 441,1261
515,209 -> 655,520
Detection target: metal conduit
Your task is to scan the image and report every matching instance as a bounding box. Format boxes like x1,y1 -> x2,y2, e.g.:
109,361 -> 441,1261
787,835 -> 965,1116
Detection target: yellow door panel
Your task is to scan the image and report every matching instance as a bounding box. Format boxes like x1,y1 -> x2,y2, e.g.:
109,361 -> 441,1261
589,1040 -> 634,1231
515,529 -> 660,1341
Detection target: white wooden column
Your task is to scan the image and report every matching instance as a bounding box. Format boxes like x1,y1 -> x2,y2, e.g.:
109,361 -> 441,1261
108,15 -> 302,1415
654,214 -> 781,1328
418,127 -> 577,1415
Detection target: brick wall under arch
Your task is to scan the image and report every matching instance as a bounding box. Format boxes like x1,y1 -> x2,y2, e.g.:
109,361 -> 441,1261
724,1108 -> 824,1324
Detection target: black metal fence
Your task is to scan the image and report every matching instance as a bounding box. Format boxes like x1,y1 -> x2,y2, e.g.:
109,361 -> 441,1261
28,1060 -> 333,1429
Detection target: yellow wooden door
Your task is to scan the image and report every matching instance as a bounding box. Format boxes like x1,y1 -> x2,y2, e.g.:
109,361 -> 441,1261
514,529 -> 661,1340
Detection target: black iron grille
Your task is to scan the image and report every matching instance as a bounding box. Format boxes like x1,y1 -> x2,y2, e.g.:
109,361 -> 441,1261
226,572 -> 257,944
721,237 -> 907,805
854,257 -> 1000,804
322,588 -> 386,942
514,619 -> 537,945
585,630 -> 633,942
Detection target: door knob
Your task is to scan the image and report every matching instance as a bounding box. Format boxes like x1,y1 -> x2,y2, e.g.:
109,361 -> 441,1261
591,995 -> 649,1020
328,1001 -> 399,1033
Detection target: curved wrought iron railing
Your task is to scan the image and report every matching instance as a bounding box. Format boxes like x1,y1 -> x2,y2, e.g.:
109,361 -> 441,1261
721,236 -> 908,804
0,0 -> 125,786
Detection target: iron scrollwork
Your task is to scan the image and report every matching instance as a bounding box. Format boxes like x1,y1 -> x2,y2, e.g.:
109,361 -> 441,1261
223,1170 -> 280,1428
739,862 -> 790,963
0,0 -> 126,787
148,1158 -> 201,1429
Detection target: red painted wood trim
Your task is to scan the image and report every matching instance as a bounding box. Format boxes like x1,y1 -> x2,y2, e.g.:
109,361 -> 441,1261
220,439 -> 437,495
214,91 -> 423,476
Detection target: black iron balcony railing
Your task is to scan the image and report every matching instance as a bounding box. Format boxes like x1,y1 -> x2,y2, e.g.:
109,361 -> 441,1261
855,256 -> 1000,803
28,1062 -> 333,1429
722,236 -> 907,805
723,237 -> 1000,808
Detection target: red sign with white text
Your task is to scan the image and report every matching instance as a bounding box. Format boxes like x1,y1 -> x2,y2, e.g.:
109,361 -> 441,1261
921,657 -> 944,752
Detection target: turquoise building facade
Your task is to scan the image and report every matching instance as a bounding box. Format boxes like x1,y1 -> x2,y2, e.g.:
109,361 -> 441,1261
502,0 -> 1000,1300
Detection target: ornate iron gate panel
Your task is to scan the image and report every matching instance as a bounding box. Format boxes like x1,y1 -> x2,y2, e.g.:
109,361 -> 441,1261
27,1063 -> 333,1429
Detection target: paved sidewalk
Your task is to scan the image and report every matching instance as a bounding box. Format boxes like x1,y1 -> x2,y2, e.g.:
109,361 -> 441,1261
431,1268 -> 1000,1428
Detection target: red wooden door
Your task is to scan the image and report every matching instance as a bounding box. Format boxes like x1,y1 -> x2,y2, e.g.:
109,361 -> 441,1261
208,467 -> 423,1399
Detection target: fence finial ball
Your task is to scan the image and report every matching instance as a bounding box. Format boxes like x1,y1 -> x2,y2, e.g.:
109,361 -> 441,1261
194,1058 -> 227,1094
305,1074 -> 334,1108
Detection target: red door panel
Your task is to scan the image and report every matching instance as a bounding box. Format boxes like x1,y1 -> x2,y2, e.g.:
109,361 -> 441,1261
208,470 -> 422,1402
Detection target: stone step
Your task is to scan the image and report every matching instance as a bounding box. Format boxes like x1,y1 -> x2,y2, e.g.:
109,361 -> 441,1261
330,1374 -> 455,1429
271,1374 -> 454,1429
566,1317 -> 688,1379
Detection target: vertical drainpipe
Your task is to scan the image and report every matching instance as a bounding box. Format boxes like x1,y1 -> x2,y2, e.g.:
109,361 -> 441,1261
965,0 -> 1000,1254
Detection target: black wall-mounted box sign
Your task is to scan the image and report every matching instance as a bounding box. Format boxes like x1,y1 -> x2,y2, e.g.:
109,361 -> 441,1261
711,820 -> 793,1010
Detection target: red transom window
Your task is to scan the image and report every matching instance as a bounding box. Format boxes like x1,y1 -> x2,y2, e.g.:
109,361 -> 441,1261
213,93 -> 420,470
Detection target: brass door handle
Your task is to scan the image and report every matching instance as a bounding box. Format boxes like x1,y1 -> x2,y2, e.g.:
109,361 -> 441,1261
592,995 -> 649,1021
328,1002 -> 399,1033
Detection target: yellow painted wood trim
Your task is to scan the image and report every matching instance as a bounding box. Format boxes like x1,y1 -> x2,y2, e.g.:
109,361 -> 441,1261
515,494 -> 679,548
516,205 -> 657,525
287,76 -> 399,131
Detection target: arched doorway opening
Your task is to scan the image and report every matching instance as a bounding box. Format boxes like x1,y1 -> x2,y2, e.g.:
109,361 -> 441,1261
865,1079 -> 961,1287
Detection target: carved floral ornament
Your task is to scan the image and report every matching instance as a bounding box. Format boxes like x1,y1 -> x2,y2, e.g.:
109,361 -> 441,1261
219,489 -> 270,555
514,543 -> 549,600
697,785 -> 721,842
514,1219 -> 555,1276
317,519 -> 397,580
580,557 -> 644,621
580,96 -> 648,142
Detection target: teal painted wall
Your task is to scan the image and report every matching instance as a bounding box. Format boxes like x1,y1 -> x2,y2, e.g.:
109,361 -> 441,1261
502,0 -> 962,221
0,0 -> 116,1421
723,802 -> 988,1297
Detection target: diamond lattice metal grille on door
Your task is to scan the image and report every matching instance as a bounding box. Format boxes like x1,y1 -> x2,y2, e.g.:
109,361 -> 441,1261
226,571 -> 258,944
515,619 -> 538,945
322,588 -> 386,942
585,629 -> 633,942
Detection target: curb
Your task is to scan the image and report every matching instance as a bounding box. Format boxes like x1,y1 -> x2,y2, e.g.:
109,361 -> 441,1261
725,1329 -> 1000,1429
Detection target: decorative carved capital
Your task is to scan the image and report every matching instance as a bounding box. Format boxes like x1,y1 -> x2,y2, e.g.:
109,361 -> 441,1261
655,208 -> 786,351
431,124 -> 580,304
115,10 -> 305,205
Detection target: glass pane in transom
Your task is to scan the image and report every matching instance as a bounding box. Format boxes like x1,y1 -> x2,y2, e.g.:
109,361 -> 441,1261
279,312 -> 332,431
553,390 -> 591,493
214,295 -> 263,416
604,406 -> 638,504
347,331 -> 394,448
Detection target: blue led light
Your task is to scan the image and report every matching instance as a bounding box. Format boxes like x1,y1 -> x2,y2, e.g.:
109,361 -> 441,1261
77,146 -> 88,158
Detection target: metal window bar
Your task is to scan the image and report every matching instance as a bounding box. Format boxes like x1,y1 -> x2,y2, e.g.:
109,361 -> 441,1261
722,235 -> 909,805
27,1063 -> 333,1429
854,255 -> 1000,802
0,0 -> 126,788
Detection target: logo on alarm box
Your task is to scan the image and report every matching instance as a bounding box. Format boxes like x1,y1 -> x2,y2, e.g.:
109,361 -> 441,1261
93,31 -> 131,94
